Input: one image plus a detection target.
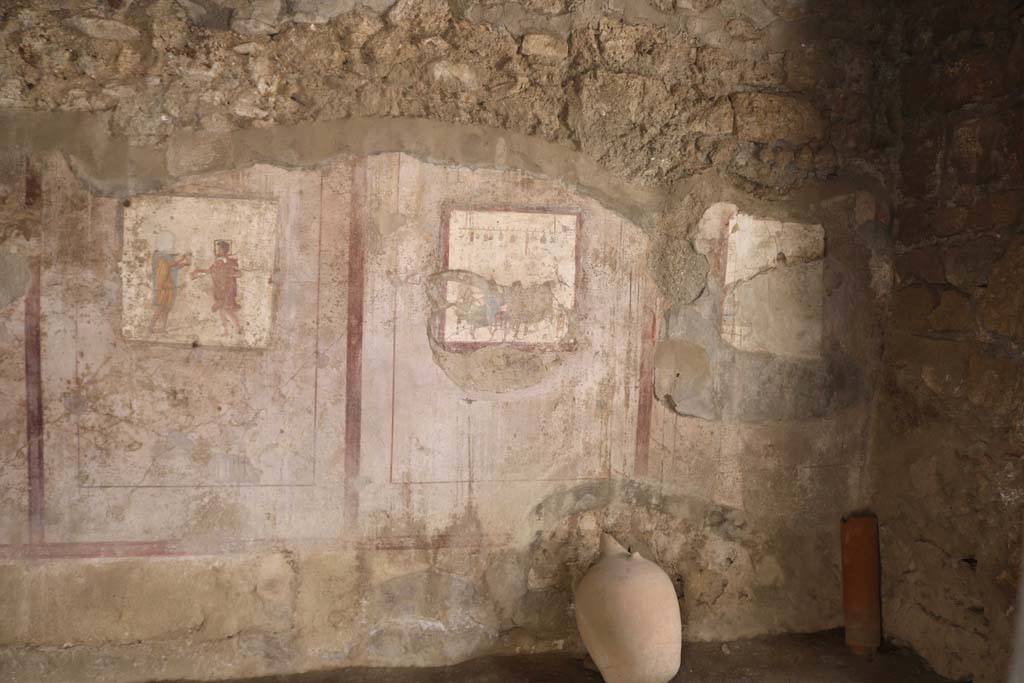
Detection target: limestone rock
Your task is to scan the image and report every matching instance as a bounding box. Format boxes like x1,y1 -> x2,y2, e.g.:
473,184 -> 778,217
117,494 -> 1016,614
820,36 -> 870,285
732,93 -> 825,145
430,61 -> 479,90
948,115 -> 1009,185
523,0 -> 566,13
65,17 -> 141,41
682,97 -> 734,136
521,34 -> 568,63
979,239 -> 1024,341
944,236 -> 1005,291
928,291 -> 974,333
230,0 -> 282,36
290,0 -> 396,24
386,0 -> 451,36
572,72 -> 676,180
895,246 -> 945,285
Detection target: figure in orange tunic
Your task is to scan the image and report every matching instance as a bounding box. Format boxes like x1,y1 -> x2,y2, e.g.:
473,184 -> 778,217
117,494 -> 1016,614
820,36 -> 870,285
191,240 -> 243,335
148,248 -> 191,333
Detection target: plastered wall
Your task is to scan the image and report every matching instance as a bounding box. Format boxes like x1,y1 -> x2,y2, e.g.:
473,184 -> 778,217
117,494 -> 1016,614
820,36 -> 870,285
0,0 -> 910,681
0,127 -> 890,683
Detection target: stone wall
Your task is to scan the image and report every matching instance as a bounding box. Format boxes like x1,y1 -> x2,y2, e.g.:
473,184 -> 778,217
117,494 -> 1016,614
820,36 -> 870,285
869,1 -> 1024,682
0,1 -> 903,682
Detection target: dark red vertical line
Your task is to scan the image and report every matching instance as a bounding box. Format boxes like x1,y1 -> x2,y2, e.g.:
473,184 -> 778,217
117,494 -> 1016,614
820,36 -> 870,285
25,257 -> 44,544
24,158 -> 41,208
388,293 -> 397,484
344,159 -> 367,524
312,172 -> 325,484
634,306 -> 656,478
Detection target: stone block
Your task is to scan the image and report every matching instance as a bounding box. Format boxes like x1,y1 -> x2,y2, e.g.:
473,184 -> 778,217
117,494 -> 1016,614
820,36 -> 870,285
944,236 -> 1005,291
231,0 -> 283,36
900,123 -> 944,199
895,246 -> 945,285
890,286 -> 938,334
386,0 -> 450,36
521,34 -> 569,63
947,115 -> 1009,186
430,61 -> 480,90
290,0 -> 396,23
979,239 -> 1024,341
943,49 -> 1009,108
523,0 -> 566,13
65,17 -> 141,41
965,348 -> 1024,415
928,290 -> 974,333
900,60 -> 939,120
681,98 -> 734,136
732,93 -> 825,145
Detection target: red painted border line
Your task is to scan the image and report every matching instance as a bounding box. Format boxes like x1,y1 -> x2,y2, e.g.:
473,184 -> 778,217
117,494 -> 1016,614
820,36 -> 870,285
344,158 -> 367,524
633,307 -> 656,478
25,257 -> 44,545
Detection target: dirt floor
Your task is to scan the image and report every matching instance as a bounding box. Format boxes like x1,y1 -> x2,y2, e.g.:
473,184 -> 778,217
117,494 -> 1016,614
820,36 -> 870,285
157,630 -> 952,683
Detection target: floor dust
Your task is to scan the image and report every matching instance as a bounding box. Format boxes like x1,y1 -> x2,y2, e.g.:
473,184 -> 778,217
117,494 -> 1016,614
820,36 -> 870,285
156,630 -> 951,682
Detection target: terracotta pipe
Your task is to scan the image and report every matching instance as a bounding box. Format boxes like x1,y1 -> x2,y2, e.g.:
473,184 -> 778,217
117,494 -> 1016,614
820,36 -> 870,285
841,514 -> 881,655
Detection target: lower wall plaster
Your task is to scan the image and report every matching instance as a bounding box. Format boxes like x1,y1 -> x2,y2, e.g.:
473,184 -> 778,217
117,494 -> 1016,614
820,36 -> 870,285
0,118 -> 890,683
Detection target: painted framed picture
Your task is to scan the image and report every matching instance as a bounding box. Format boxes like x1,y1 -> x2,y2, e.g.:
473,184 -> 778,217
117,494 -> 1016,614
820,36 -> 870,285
120,195 -> 278,348
435,208 -> 580,351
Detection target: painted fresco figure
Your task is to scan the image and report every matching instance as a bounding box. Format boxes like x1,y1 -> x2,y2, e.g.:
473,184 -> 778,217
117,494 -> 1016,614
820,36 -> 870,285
148,231 -> 191,334
191,240 -> 243,335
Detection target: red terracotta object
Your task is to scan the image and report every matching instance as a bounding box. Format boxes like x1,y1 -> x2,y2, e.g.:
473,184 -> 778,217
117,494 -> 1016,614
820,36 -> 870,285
841,514 -> 881,655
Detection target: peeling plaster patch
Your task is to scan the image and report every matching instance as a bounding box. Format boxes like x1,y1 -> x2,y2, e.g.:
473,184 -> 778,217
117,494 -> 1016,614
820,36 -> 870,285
724,213 -> 824,286
722,261 -> 824,359
654,339 -> 715,420
426,334 -> 564,394
708,211 -> 825,359
0,250 -> 28,310
695,202 -> 739,256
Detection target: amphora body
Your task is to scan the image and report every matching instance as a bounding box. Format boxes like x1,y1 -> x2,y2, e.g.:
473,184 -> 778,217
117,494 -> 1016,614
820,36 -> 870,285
574,534 -> 682,683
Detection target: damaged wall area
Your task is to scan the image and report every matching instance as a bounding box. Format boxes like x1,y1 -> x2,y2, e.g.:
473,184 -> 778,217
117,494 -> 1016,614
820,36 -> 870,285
647,193 -> 891,640
868,2 -> 1024,682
